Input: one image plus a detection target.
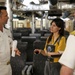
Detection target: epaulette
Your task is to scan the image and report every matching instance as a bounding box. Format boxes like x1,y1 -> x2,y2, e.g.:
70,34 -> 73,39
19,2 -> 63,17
70,30 -> 75,36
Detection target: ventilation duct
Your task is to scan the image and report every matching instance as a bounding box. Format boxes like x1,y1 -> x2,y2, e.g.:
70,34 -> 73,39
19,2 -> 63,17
48,9 -> 62,16
62,11 -> 71,18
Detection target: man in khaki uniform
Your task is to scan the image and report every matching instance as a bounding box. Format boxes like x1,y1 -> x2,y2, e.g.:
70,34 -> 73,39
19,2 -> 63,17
0,6 -> 21,75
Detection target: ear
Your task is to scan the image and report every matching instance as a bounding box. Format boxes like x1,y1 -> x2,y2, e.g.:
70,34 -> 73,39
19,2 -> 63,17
0,16 -> 1,19
0,17 -> 1,19
0,14 -> 2,19
0,15 -> 1,18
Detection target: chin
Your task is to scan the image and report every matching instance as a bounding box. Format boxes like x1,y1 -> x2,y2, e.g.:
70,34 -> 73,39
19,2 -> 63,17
50,31 -> 53,33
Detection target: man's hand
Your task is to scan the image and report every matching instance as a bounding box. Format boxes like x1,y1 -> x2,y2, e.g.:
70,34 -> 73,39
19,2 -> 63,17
15,48 -> 21,56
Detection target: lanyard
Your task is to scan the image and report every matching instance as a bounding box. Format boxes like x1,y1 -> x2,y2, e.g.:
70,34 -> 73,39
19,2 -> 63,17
53,36 -> 60,45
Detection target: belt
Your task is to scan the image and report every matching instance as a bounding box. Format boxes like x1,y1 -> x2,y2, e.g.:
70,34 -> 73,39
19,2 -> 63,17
7,61 -> 10,65
0,61 -> 10,65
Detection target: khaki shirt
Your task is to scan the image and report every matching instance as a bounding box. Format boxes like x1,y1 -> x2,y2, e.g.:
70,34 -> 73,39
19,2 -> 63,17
0,28 -> 12,75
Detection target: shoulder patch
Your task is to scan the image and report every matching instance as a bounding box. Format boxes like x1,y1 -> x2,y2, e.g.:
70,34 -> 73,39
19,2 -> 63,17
70,31 -> 75,36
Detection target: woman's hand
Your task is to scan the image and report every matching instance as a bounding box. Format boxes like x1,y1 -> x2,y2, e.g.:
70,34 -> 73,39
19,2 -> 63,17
47,52 -> 51,57
45,50 -> 51,57
34,49 -> 46,56
34,49 -> 41,54
46,51 -> 61,57
14,48 -> 21,56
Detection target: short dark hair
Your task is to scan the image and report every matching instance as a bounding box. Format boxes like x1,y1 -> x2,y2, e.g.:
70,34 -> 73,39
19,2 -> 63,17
0,6 -> 7,15
0,6 -> 6,10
